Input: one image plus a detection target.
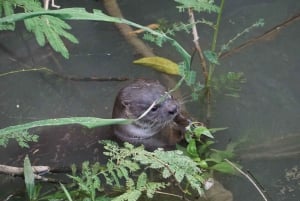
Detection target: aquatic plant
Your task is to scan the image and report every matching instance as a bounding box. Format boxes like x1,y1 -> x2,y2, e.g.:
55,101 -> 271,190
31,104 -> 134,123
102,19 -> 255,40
19,141 -> 210,201
0,0 -> 266,200
0,0 -> 78,58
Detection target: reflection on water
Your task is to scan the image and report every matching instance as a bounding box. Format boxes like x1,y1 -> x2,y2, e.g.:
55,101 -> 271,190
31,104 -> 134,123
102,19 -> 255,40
238,134 -> 300,160
0,0 -> 300,200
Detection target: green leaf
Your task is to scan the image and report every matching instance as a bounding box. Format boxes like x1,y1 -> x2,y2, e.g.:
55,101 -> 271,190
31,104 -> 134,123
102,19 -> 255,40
60,183 -> 73,201
174,0 -> 220,13
112,190 -> 141,201
194,126 -> 214,139
204,50 -> 219,65
24,155 -> 35,200
210,161 -> 237,174
185,70 -> 196,86
187,139 -> 198,157
209,149 -> 234,163
136,173 -> 147,190
0,117 -> 133,148
208,127 -> 228,133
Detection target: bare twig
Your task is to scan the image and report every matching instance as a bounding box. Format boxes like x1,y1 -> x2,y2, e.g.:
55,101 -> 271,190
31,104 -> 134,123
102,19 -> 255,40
224,159 -> 269,201
188,8 -> 208,80
220,13 -> 300,59
0,67 -> 129,81
0,164 -> 69,184
156,190 -> 191,201
0,164 -> 50,175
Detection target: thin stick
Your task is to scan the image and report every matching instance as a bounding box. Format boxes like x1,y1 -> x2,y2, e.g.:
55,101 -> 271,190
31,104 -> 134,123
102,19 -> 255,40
156,190 -> 191,201
224,159 -> 269,201
0,67 -> 129,81
188,8 -> 208,80
219,13 -> 300,59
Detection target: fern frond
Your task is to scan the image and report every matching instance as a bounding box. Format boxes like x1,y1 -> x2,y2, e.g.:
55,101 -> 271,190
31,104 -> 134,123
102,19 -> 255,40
0,129 -> 38,148
0,0 -> 78,58
136,172 -> 147,190
68,161 -> 102,200
143,32 -> 166,47
112,189 -> 141,201
2,0 -> 14,16
174,0 -> 220,13
145,182 -> 168,198
45,26 -> 70,58
14,0 -> 43,11
101,141 -> 206,197
0,0 -> 15,30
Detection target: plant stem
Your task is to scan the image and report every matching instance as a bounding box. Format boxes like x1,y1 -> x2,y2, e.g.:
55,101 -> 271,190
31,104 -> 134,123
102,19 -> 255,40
206,0 -> 225,122
224,159 -> 269,201
156,191 -> 191,201
188,8 -> 208,80
211,0 -> 225,52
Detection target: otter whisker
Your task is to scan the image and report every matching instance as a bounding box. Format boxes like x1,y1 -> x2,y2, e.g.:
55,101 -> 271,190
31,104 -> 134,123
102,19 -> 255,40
177,95 -> 194,105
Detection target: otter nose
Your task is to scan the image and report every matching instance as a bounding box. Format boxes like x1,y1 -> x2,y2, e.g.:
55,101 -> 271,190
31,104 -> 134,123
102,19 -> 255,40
167,104 -> 178,115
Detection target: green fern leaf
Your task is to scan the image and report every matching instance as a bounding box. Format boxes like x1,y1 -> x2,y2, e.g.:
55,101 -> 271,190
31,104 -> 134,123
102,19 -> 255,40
174,0 -> 220,13
136,173 -> 147,190
59,29 -> 79,44
2,0 -> 14,16
0,0 -> 78,58
162,168 -> 171,178
112,190 -> 141,201
146,182 -> 168,198
0,0 -> 15,30
185,70 -> 196,86
45,26 -> 69,58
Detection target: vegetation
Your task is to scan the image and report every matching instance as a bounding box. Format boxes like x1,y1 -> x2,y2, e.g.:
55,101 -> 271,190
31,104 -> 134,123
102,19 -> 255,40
0,0 -> 265,200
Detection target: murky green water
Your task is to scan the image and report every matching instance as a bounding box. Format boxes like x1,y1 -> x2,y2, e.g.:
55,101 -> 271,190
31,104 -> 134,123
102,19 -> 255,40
0,0 -> 299,200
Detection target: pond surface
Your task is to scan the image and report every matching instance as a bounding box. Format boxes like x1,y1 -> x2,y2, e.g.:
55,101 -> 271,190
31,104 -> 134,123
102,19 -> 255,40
0,0 -> 299,200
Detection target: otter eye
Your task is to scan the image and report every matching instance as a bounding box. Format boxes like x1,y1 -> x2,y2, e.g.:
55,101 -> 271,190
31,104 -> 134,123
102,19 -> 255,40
151,105 -> 159,112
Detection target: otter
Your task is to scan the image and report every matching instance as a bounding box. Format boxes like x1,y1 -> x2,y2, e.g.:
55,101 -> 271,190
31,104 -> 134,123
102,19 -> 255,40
112,79 -> 190,149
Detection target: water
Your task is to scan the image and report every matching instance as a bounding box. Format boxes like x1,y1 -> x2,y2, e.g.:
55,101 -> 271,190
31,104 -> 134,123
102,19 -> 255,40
0,0 -> 299,200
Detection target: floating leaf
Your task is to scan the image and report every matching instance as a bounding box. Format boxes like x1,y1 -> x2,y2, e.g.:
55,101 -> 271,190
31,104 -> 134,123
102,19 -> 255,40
133,56 -> 179,75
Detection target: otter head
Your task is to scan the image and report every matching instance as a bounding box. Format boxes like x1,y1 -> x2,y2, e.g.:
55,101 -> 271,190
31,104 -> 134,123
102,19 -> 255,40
112,79 -> 179,141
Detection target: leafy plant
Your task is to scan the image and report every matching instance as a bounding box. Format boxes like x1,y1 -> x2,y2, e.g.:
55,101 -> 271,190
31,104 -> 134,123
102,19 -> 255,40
182,123 -> 238,174
34,141 -> 208,201
0,0 -> 264,200
140,0 -> 264,122
174,0 -> 220,13
0,0 -> 78,58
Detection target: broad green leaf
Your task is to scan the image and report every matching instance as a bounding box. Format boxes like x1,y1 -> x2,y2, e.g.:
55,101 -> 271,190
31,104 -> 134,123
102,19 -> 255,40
133,56 -> 179,75
24,155 -> 35,200
0,117 -> 133,148
194,126 -> 214,139
187,139 -> 198,157
210,161 -> 237,174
